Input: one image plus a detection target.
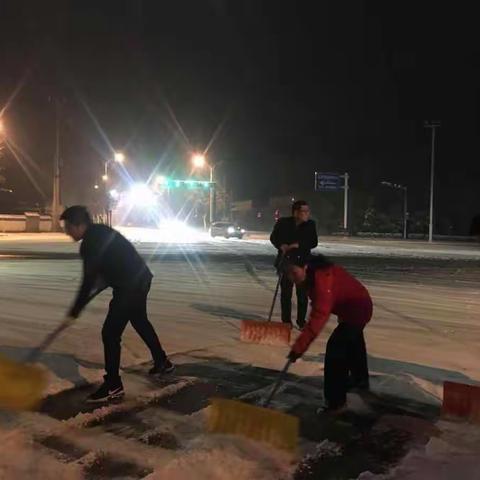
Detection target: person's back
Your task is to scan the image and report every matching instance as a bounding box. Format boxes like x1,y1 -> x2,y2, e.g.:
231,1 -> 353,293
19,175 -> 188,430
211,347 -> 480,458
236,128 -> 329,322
81,224 -> 152,292
309,264 -> 372,327
285,252 -> 373,412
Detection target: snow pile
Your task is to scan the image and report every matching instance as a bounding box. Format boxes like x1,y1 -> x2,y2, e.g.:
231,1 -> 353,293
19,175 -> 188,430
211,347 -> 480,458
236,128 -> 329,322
358,420 -> 480,480
0,428 -> 82,479
146,434 -> 294,480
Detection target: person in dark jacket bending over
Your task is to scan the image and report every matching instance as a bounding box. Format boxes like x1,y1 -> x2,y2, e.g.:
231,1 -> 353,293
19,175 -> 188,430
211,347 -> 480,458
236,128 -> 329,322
285,251 -> 372,413
61,206 -> 173,403
270,200 -> 318,328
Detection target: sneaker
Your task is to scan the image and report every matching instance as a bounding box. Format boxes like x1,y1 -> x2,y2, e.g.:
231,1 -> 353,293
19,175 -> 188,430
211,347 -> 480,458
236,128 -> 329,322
86,379 -> 124,403
296,322 -> 305,330
149,359 -> 175,375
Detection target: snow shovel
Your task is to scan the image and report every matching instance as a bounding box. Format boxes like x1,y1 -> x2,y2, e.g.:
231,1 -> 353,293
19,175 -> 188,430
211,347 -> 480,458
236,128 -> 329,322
240,261 -> 292,346
207,360 -> 299,452
0,316 -> 75,411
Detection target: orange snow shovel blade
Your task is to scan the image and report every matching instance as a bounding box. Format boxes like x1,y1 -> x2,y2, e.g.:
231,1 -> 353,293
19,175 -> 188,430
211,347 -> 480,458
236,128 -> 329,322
0,354 -> 46,411
240,319 -> 291,346
240,269 -> 291,346
207,398 -> 299,452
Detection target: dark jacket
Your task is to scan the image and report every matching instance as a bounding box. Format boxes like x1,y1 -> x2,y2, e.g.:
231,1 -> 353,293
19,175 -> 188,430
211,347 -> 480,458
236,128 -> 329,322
270,217 -> 318,265
292,261 -> 372,356
69,224 -> 152,318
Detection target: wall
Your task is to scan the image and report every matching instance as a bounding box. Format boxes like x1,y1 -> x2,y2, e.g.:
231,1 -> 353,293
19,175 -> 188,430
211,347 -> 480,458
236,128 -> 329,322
0,213 -> 52,233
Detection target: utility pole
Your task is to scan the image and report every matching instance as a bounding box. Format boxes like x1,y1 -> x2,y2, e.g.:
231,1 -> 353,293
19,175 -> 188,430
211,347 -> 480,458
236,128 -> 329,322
209,164 -> 216,225
51,99 -> 62,232
424,121 -> 440,242
343,172 -> 349,231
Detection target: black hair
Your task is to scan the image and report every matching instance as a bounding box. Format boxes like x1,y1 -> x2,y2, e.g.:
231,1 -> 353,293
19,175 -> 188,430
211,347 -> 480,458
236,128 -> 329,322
60,206 -> 92,226
283,251 -> 333,287
292,200 -> 308,214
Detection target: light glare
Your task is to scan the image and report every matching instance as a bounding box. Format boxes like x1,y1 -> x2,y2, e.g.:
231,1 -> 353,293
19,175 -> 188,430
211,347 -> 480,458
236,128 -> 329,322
192,153 -> 206,168
126,183 -> 157,207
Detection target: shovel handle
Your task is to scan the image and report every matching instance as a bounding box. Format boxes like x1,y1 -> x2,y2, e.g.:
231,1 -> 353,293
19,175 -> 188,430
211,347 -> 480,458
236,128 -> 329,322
267,273 -> 282,322
26,316 -> 76,364
267,254 -> 285,322
262,359 -> 292,407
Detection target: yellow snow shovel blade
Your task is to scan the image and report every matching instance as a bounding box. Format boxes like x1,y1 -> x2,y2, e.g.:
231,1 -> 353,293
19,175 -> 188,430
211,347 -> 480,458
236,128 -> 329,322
207,398 -> 299,452
0,354 -> 46,411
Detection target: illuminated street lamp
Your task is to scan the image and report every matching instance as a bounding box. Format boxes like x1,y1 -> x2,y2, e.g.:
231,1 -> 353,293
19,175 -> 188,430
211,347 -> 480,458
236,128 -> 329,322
94,184 -> 99,190
192,153 -> 206,169
191,153 -> 215,224
114,152 -> 125,163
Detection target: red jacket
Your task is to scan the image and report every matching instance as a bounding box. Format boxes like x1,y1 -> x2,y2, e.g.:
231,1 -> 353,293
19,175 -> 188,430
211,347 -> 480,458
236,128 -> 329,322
292,264 -> 372,355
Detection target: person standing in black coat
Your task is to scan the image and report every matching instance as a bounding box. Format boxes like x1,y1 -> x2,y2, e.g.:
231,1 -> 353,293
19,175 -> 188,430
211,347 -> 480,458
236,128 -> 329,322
270,200 -> 318,328
61,206 -> 173,403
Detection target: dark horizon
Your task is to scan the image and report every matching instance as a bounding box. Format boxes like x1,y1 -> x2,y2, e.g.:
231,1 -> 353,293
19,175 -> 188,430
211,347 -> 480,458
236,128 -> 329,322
1,1 -> 479,233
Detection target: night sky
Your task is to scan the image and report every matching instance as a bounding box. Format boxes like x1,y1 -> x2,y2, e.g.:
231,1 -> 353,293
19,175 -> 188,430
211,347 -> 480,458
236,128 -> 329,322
0,1 -> 479,232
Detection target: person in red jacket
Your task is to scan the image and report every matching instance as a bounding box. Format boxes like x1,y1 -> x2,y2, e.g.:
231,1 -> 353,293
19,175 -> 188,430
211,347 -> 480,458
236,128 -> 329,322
285,251 -> 373,412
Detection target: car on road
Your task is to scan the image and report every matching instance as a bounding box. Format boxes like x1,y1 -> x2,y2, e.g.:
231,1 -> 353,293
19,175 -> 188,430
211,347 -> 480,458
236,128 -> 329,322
210,222 -> 246,239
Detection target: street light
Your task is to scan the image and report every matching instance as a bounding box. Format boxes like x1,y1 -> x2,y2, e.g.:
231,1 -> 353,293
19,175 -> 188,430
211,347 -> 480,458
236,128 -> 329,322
381,181 -> 408,240
114,152 -> 125,163
192,153 -> 206,169
191,153 -> 215,224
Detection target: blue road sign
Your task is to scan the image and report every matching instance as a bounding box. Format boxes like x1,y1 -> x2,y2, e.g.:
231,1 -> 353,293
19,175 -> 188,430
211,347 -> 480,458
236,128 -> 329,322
315,172 -> 344,191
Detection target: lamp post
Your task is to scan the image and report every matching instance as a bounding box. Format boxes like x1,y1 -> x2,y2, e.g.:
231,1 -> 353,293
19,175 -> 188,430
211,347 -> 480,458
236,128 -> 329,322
381,181 -> 408,240
192,153 -> 216,224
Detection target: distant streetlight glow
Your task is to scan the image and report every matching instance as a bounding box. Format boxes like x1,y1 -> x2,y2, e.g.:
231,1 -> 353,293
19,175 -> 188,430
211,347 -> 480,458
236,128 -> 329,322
191,152 -> 216,224
114,152 -> 125,163
94,184 -> 99,190
192,153 -> 206,169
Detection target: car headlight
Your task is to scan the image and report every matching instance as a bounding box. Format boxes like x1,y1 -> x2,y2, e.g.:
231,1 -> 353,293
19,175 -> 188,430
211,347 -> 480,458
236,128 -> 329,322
227,226 -> 235,234
240,229 -> 245,233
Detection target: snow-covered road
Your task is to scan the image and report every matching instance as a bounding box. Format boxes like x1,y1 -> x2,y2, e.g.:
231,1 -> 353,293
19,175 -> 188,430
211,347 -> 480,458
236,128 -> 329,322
0,231 -> 479,479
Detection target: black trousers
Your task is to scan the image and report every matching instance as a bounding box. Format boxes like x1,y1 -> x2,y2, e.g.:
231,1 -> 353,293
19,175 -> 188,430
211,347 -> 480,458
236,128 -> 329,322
324,322 -> 369,408
280,275 -> 308,326
102,285 -> 166,381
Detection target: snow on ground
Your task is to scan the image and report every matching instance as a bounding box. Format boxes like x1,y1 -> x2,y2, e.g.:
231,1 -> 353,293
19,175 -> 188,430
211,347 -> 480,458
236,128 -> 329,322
145,434 -> 294,480
0,428 -> 83,479
359,420 -> 480,480
1,230 -> 480,478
